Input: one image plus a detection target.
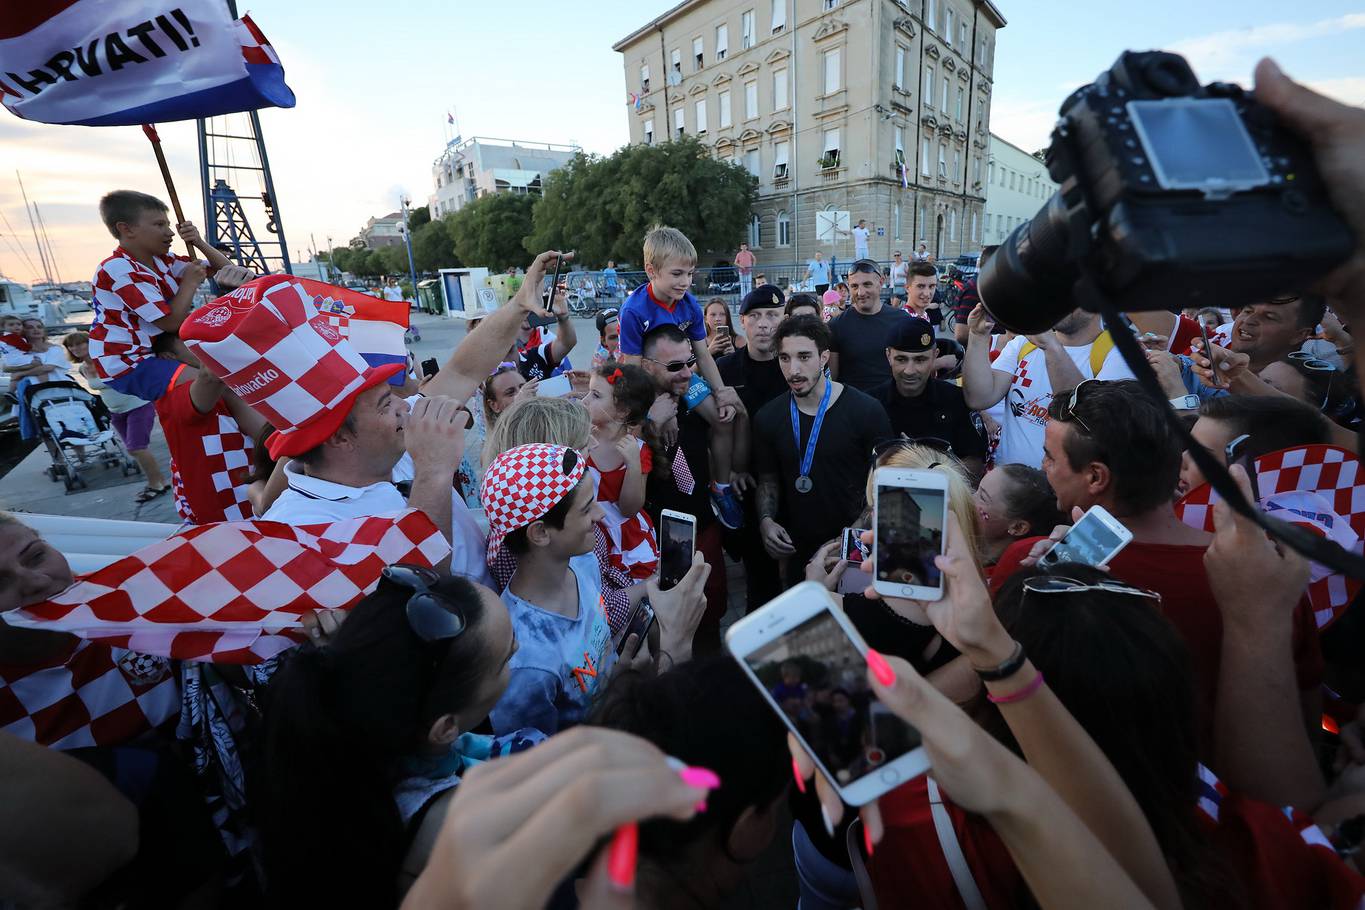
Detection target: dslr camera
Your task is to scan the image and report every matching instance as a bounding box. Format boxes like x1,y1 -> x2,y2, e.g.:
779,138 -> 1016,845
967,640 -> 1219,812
980,50 -> 1355,334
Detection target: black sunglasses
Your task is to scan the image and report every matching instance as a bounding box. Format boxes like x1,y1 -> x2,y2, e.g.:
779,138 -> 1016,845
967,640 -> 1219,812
382,564 -> 467,642
874,434 -> 956,459
644,354 -> 698,373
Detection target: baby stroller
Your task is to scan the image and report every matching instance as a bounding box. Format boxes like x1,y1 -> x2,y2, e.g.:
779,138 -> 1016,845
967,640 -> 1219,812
25,380 -> 140,492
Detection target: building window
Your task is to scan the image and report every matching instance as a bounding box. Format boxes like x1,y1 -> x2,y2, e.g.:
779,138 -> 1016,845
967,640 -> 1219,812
777,210 -> 791,246
948,209 -> 957,241
823,0 -> 838,8
973,155 -> 981,184
894,126 -> 905,162
894,203 -> 901,240
924,68 -> 934,106
894,46 -> 906,90
938,142 -> 947,177
644,118 -> 654,145
745,80 -> 758,118
952,147 -> 961,180
970,209 -> 978,242
693,37 -> 704,70
742,10 -> 755,48
773,140 -> 790,179
744,148 -> 760,178
719,90 -> 732,128
941,77 -> 949,112
945,8 -> 953,44
749,213 -> 761,248
920,137 -> 932,176
823,48 -> 841,94
772,0 -> 786,32
671,47 -> 681,74
1009,171 -> 1016,190
773,68 -> 788,109
955,86 -> 964,120
716,25 -> 728,60
821,128 -> 841,169
695,98 -> 707,134
675,107 -> 685,137
960,20 -> 968,48
978,37 -> 987,66
926,0 -> 937,30
987,160 -> 994,184
640,64 -> 650,92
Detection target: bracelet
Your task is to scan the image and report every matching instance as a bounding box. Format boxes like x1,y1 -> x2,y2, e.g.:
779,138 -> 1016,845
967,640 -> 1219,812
987,670 -> 1045,705
972,641 -> 1025,681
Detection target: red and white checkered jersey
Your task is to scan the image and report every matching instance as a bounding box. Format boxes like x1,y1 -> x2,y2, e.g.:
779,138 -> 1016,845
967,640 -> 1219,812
89,247 -> 191,380
0,638 -> 178,749
157,381 -> 255,524
6,510 -> 451,664
588,442 -> 660,581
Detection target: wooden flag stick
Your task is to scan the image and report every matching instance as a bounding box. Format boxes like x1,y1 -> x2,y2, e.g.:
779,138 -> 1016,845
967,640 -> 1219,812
141,123 -> 196,258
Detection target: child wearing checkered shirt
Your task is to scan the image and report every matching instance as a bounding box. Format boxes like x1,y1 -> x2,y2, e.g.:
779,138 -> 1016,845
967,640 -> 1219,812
88,190 -> 230,402
584,362 -> 661,581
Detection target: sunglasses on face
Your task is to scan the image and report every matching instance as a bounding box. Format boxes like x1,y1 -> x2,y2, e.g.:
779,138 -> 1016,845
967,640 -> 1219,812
645,354 -> 698,373
382,564 -> 468,642
1022,575 -> 1162,603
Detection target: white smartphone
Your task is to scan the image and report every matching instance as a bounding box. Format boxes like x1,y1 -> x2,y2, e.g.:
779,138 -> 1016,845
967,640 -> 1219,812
1039,504 -> 1133,568
726,582 -> 931,805
534,373 -> 573,397
658,509 -> 697,591
873,467 -> 950,602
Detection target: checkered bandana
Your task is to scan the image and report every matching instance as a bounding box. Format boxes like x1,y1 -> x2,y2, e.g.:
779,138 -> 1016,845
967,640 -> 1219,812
481,444 -> 587,562
1175,444 -> 1365,629
6,510 -> 450,664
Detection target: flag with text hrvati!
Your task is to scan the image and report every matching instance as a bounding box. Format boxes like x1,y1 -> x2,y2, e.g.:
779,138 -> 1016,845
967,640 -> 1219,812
4,510 -> 450,663
0,1 -> 294,126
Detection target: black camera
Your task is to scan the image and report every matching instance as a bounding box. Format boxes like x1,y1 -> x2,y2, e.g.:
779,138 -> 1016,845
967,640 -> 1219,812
979,50 -> 1356,335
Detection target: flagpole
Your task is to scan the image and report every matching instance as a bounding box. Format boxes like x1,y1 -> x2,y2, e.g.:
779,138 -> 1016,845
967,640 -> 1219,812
141,123 -> 196,258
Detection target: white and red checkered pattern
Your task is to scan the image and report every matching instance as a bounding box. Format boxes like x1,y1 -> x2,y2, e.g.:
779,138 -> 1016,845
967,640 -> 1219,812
236,14 -> 280,66
182,275 -> 400,457
0,639 -> 180,749
1175,444 -> 1365,628
6,510 -> 449,664
171,411 -> 255,524
89,247 -> 191,380
482,444 -> 587,561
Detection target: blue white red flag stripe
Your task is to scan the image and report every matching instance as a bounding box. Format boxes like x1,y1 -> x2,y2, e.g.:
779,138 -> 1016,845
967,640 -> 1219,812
297,279 -> 411,385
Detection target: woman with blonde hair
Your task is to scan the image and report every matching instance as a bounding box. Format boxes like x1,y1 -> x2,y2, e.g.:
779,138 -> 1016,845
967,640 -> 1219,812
860,439 -> 986,570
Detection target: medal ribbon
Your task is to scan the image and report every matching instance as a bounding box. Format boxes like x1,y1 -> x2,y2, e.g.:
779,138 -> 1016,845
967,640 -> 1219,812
791,377 -> 832,483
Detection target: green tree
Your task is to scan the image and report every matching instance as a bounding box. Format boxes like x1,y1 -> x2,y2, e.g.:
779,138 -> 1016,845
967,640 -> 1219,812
328,246 -> 357,276
350,249 -> 385,278
377,244 -> 411,278
407,205 -> 431,232
447,192 -> 536,271
527,137 -> 756,267
412,218 -> 460,272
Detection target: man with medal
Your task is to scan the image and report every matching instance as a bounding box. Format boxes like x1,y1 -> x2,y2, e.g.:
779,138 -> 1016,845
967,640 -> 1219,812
754,316 -> 892,585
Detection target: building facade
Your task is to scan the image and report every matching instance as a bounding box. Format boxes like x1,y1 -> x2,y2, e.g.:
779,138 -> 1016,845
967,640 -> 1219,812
983,133 -> 1055,247
428,136 -> 580,219
358,213 -> 404,250
613,0 -> 1005,266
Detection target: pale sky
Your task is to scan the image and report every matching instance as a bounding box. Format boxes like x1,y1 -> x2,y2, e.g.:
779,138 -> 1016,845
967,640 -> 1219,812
2,0 -> 1362,286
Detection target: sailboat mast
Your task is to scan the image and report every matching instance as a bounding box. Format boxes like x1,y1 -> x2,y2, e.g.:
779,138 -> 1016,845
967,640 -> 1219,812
16,171 -> 52,286
33,204 -> 61,285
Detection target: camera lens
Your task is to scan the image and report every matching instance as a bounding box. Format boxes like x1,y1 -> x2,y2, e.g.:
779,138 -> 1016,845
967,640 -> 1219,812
978,192 -> 1080,334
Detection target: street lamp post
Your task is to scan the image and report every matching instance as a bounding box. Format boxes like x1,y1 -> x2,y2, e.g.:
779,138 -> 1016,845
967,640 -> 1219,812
398,196 -> 420,311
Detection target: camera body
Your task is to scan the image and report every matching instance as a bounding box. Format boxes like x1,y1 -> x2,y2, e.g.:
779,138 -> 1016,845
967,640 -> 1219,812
980,51 -> 1355,334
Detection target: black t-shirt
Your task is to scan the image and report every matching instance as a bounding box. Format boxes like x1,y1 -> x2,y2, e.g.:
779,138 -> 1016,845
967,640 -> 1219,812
828,306 -> 913,392
717,347 -> 788,419
868,378 -> 987,461
516,339 -> 557,381
753,383 -> 893,555
645,404 -> 714,530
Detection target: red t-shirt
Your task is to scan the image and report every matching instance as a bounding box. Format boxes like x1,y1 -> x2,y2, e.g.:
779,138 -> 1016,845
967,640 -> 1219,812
991,537 -> 1323,748
1168,314 -> 1203,357
155,381 -> 255,524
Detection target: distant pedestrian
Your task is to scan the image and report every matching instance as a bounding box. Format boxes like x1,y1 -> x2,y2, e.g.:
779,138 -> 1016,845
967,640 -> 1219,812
806,252 -> 831,295
851,219 -> 870,259
735,242 -> 756,296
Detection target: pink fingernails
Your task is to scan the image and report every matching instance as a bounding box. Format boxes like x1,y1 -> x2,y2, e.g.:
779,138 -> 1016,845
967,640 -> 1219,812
607,822 -> 638,892
679,766 -> 721,790
792,756 -> 807,794
866,648 -> 897,687
863,824 -> 876,856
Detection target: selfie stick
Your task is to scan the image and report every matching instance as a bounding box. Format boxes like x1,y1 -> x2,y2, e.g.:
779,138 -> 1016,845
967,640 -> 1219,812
140,123 -> 195,259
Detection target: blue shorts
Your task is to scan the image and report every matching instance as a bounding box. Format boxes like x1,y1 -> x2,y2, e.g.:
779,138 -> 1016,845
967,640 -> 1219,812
683,374 -> 713,409
104,357 -> 185,402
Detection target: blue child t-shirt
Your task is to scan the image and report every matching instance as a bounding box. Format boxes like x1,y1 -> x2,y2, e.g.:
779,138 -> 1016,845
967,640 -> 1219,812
489,553 -> 618,735
619,283 -> 706,357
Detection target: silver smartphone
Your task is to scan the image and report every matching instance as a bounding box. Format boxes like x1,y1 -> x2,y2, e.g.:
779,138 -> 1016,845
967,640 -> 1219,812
873,467 -> 950,602
1039,504 -> 1133,568
726,582 -> 931,805
658,509 -> 696,591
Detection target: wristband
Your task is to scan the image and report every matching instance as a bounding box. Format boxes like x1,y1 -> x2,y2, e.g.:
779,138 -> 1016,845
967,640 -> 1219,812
972,641 -> 1025,681
986,670 -> 1045,705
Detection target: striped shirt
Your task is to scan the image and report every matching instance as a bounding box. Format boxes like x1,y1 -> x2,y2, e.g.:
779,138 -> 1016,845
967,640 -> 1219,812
89,247 -> 191,380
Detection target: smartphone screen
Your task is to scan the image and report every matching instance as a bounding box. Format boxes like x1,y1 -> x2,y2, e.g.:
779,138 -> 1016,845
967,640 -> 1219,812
1043,510 -> 1127,567
659,513 -> 695,590
535,374 -> 573,397
616,601 -> 657,654
421,357 -> 440,378
840,528 -> 870,565
874,485 -> 946,589
739,608 -> 923,786
1198,322 -> 1225,388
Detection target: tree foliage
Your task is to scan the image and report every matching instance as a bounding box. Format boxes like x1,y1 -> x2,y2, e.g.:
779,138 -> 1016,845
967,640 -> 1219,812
447,192 -> 536,271
527,137 -> 757,267
407,205 -> 431,232
412,217 -> 460,272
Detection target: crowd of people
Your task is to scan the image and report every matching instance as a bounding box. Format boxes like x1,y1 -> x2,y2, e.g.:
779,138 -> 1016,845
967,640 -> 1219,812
4,57 -> 1365,909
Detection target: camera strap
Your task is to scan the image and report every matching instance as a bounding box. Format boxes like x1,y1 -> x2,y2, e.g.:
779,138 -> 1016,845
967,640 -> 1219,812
1081,270 -> 1365,580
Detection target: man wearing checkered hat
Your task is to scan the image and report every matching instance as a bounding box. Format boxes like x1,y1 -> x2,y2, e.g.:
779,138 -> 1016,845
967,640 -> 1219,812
186,252 -> 572,579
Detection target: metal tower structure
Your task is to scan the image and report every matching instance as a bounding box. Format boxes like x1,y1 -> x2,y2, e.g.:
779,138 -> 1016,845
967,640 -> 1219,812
194,0 -> 290,274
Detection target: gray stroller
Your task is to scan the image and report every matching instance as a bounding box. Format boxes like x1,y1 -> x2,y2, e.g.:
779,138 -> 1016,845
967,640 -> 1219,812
25,380 -> 140,492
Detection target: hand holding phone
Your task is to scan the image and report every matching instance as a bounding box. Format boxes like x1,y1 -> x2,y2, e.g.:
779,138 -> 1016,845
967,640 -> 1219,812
873,468 -> 949,602
534,374 -> 573,397
1039,504 -> 1133,568
421,357 -> 440,379
658,510 -> 697,591
1198,322 -> 1226,388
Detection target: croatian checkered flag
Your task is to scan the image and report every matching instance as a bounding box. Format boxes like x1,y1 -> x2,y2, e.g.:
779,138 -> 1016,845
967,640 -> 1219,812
1175,445 -> 1365,629
4,511 -> 450,664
